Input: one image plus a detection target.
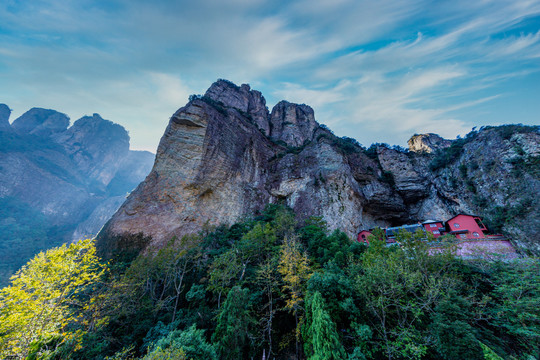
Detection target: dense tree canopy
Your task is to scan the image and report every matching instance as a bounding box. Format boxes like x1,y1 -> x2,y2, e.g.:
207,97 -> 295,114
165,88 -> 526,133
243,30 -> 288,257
0,205 -> 539,359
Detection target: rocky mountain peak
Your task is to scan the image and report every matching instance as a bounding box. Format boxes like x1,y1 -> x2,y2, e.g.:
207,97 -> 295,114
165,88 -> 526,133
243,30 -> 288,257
408,133 -> 452,153
11,108 -> 70,137
204,79 -> 270,134
53,113 -> 131,188
269,100 -> 318,147
58,113 -> 130,149
202,80 -> 319,146
0,104 -> 11,129
0,104 -> 156,285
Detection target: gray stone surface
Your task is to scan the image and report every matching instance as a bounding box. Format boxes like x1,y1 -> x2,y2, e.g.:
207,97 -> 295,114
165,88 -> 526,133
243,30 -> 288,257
0,107 -> 154,235
54,113 -> 130,189
269,101 -> 318,147
72,196 -> 128,241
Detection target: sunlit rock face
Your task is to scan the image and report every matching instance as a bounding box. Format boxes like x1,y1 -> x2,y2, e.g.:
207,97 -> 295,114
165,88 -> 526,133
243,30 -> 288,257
97,80 -> 540,256
269,101 -> 318,147
408,133 -> 451,153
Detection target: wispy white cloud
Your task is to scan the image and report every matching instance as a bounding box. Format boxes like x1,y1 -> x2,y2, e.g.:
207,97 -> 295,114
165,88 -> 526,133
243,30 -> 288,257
272,81 -> 350,109
485,30 -> 540,57
342,68 -> 472,138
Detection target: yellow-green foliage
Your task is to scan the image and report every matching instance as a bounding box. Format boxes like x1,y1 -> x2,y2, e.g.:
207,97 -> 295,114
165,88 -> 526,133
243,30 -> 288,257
0,239 -> 105,359
278,237 -> 312,315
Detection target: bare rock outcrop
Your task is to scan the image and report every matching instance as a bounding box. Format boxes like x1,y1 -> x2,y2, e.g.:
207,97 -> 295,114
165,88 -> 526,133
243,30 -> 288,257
408,133 -> 451,153
376,146 -> 429,202
204,80 -> 270,135
96,81 -> 445,253
269,101 -> 318,147
54,114 -> 131,189
0,107 -> 155,284
72,195 -> 128,242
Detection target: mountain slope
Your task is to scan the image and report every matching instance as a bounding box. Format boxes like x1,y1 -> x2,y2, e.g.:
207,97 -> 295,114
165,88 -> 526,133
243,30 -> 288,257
96,79 -> 540,255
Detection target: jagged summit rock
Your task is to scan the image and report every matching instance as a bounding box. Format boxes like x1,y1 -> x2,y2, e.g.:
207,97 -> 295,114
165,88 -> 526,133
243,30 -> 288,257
269,101 -> 318,147
56,113 -> 130,155
11,108 -> 70,137
54,113 -> 131,188
203,79 -> 270,134
0,104 -> 11,129
408,133 -> 452,153
199,80 -> 319,148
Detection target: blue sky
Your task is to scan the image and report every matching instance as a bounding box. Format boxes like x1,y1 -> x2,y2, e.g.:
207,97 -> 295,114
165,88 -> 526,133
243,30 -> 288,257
1,0 -> 539,151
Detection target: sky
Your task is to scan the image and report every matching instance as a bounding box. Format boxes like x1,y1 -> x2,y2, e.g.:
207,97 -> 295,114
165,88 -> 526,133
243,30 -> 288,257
1,0 -> 539,152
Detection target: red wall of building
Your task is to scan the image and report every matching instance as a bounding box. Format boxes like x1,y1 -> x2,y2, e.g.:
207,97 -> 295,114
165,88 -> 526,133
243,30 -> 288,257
423,222 -> 444,238
447,214 -> 487,239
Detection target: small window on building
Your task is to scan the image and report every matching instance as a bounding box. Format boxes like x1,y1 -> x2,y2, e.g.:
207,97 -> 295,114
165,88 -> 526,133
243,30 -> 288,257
454,223 -> 460,228
430,223 -> 437,228
433,231 -> 440,235
361,235 -> 366,239
459,234 -> 466,239
473,232 -> 479,237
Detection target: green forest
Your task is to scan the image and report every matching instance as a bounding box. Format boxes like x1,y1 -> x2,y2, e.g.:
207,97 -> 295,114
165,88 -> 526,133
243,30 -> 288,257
0,196 -> 69,287
0,205 -> 538,360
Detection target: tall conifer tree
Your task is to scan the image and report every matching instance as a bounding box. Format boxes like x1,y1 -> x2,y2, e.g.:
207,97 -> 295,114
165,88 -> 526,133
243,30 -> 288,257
304,291 -> 346,360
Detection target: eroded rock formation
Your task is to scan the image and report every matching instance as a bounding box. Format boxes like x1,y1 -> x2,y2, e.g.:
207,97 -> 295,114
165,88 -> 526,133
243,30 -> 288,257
96,80 -> 540,255
408,133 -> 451,153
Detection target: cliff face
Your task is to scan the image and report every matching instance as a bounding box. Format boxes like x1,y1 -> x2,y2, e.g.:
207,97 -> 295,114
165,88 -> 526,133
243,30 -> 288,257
422,129 -> 539,253
0,105 -> 154,284
97,80 -> 539,255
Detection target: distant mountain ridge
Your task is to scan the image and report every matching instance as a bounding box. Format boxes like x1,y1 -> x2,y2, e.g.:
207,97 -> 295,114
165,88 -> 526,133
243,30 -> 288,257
97,79 -> 539,257
0,104 -> 154,284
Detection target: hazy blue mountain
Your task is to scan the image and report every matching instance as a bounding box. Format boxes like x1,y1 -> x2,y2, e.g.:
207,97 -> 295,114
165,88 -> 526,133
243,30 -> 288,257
0,105 -> 154,285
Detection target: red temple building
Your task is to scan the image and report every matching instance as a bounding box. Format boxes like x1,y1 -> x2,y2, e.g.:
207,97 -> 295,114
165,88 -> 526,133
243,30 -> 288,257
445,214 -> 488,240
422,220 -> 445,238
355,213 -> 517,260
